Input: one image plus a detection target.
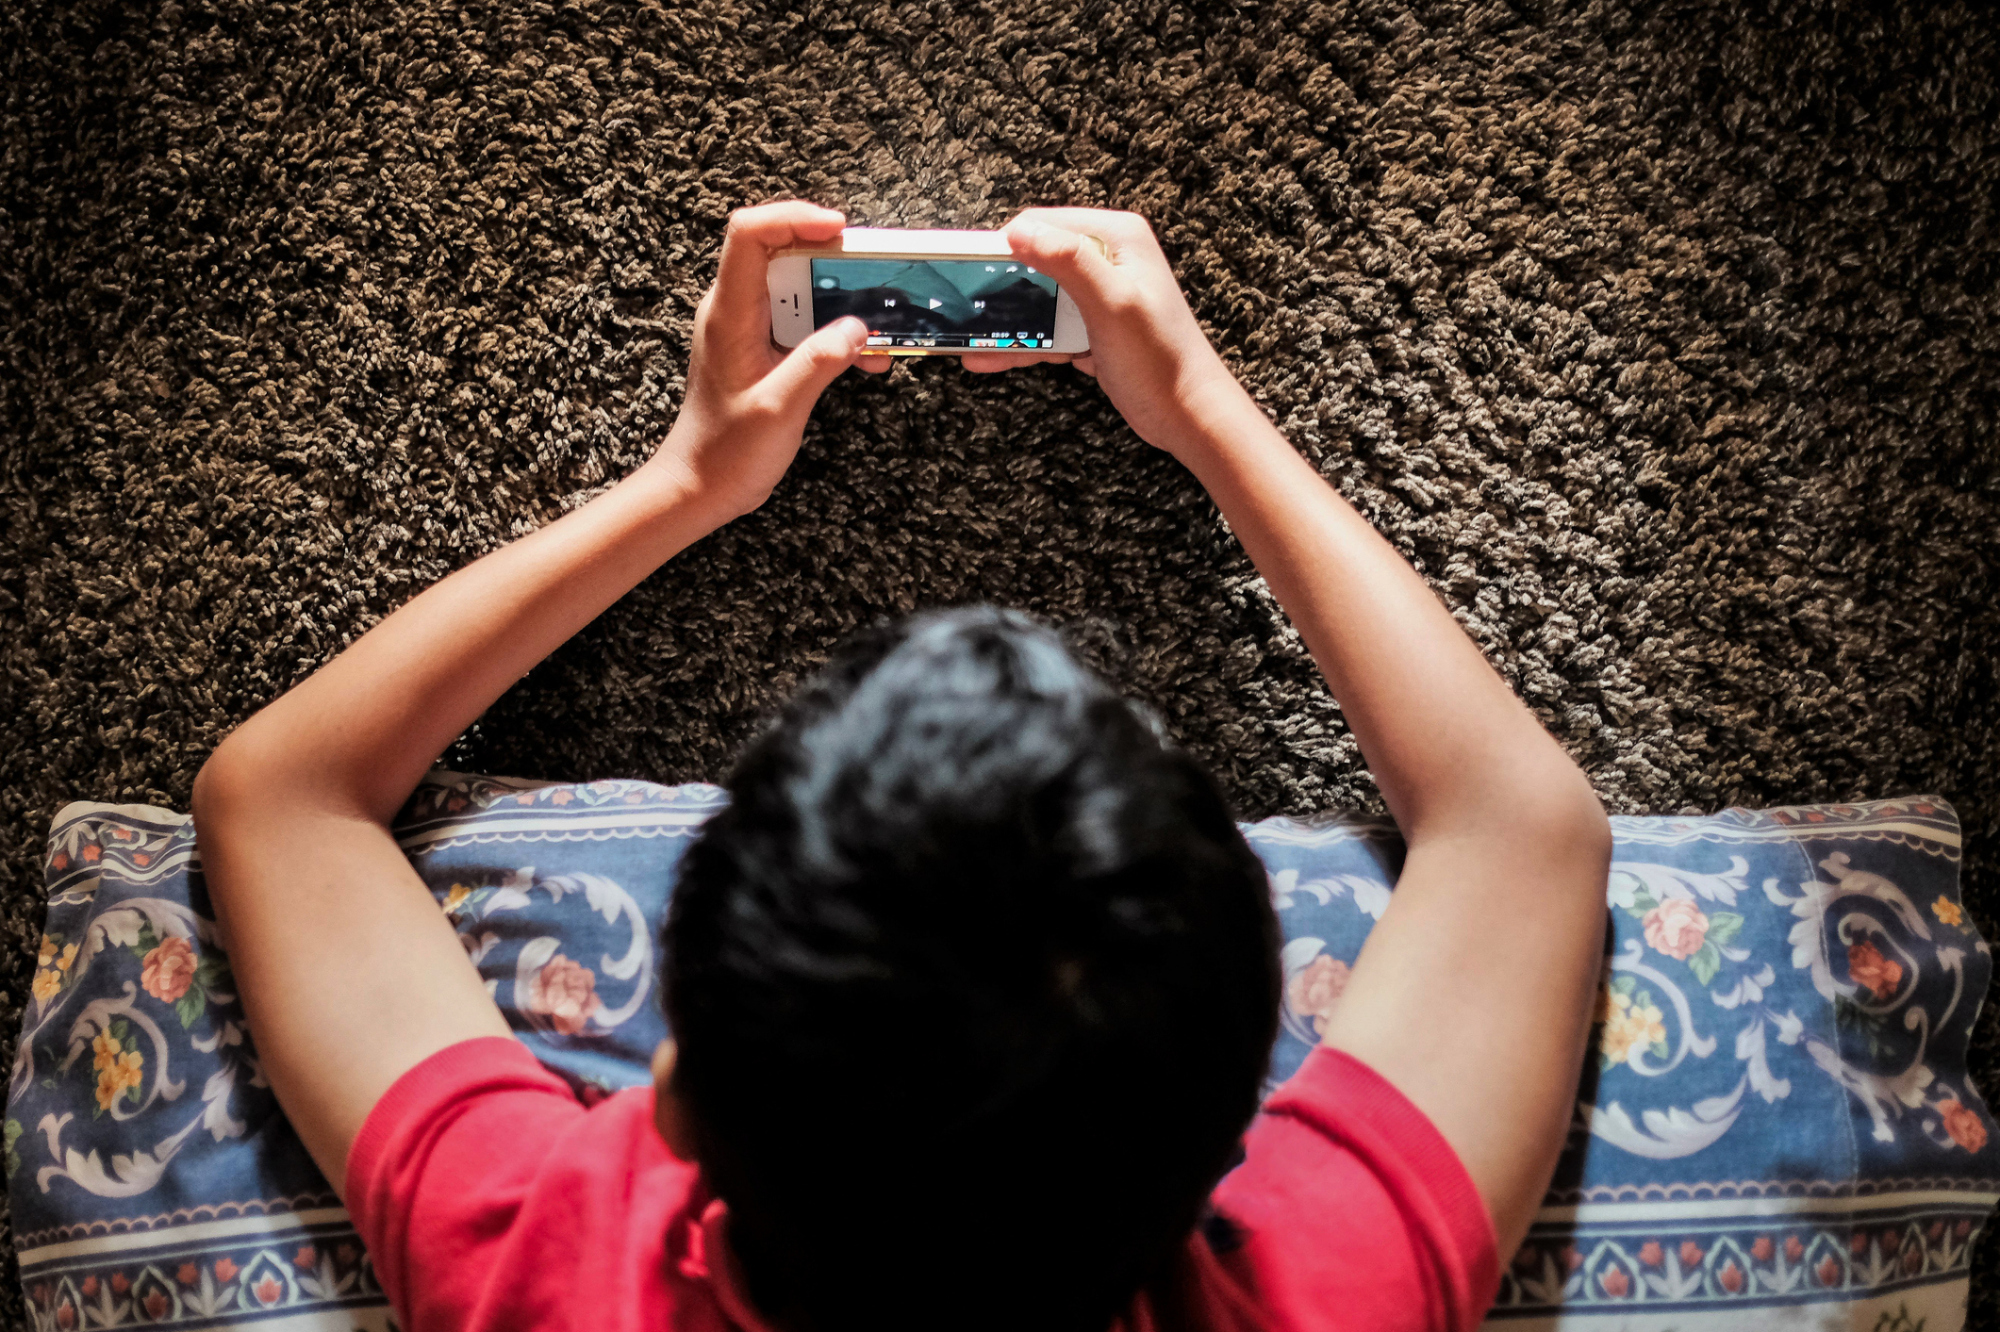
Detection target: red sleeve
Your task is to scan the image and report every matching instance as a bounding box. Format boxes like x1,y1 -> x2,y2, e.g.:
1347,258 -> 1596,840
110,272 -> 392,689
344,1038 -> 589,1326
1207,1045 -> 1500,1332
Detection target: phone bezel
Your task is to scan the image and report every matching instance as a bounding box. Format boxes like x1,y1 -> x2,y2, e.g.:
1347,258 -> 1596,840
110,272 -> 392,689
767,231 -> 1089,356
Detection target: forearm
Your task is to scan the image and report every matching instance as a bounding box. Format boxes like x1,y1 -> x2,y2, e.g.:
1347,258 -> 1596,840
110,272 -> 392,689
1165,385 -> 1599,842
182,202 -> 869,1188
201,459 -> 726,824
178,462 -> 723,1184
1169,390 -> 1610,1251
1006,206 -> 1608,1254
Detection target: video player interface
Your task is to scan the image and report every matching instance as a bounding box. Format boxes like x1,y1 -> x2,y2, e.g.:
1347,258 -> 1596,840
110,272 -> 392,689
809,258 -> 1060,349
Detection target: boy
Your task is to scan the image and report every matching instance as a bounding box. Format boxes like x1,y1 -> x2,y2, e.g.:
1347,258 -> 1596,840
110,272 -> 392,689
193,203 -> 1612,1332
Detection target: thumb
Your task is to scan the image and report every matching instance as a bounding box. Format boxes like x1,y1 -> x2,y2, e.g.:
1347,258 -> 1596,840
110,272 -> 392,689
1004,217 -> 1121,312
763,316 -> 869,405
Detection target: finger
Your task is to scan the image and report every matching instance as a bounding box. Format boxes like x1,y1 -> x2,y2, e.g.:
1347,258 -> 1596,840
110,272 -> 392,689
711,200 -> 846,337
1007,207 -> 1152,253
761,316 -> 868,404
958,352 -> 1073,374
856,352 -> 893,374
1002,216 -> 1124,315
1069,353 -> 1098,379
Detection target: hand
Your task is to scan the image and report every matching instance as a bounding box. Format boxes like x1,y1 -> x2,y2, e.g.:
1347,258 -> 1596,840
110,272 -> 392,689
647,201 -> 884,522
963,209 -> 1251,457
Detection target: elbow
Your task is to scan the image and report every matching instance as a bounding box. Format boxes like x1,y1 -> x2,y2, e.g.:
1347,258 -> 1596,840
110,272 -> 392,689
1554,775 -> 1613,866
194,724 -> 366,839
190,735 -> 279,935
1438,757 -> 1611,864
1533,770 -> 1614,880
190,736 -> 251,832
1486,764 -> 1613,899
191,728 -> 292,833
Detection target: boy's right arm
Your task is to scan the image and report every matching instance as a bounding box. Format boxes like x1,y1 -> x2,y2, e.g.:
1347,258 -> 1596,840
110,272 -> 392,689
1005,210 -> 1611,1261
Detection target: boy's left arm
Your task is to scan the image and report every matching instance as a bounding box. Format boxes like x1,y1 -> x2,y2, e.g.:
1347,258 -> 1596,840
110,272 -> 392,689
191,202 -> 874,1194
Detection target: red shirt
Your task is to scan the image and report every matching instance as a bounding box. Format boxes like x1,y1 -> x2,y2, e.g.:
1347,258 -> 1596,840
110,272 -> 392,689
347,1037 -> 1498,1332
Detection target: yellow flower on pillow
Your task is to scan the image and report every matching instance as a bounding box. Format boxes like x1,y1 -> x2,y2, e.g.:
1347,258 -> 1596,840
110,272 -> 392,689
1933,895 -> 1964,927
1596,986 -> 1667,1068
93,1048 -> 144,1112
31,970 -> 62,1003
92,1030 -> 122,1072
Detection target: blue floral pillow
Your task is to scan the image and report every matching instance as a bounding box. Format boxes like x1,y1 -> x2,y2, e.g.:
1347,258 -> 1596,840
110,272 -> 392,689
1248,801 -> 1998,1330
10,776 -> 1996,1332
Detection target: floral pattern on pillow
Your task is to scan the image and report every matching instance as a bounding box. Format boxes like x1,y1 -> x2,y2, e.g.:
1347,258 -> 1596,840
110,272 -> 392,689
9,778 -> 1997,1332
1246,798 -> 1998,1329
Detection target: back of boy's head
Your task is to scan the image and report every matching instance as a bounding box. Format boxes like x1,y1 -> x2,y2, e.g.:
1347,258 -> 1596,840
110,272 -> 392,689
664,607 -> 1281,1332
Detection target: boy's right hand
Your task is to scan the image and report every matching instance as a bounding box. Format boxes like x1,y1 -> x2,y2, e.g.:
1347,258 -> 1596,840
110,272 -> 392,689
983,209 -> 1253,458
646,201 -> 875,525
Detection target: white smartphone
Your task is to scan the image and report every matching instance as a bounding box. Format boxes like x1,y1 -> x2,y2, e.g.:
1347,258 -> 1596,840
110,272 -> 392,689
767,227 -> 1090,356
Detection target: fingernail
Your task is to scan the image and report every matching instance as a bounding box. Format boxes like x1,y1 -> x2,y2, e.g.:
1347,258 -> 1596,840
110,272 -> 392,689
1014,219 -> 1043,243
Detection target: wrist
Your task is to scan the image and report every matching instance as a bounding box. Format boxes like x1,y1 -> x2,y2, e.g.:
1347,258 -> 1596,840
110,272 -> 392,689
637,434 -> 751,532
1152,367 -> 1270,466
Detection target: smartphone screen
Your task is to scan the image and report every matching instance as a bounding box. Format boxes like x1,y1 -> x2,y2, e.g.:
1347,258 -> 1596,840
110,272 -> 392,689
809,257 -> 1060,349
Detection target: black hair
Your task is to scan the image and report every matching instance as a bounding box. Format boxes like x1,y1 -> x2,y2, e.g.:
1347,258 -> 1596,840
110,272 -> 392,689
662,606 -> 1280,1332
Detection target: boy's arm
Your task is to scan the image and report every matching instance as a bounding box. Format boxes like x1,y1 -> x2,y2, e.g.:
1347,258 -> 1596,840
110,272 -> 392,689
1006,211 -> 1611,1259
191,202 -> 874,1192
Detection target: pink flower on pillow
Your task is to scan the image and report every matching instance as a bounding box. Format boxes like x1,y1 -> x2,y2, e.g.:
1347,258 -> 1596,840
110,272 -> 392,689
1939,1098 -> 1987,1153
1848,941 -> 1903,1000
141,937 -> 198,1003
1642,898 -> 1708,961
1286,955 -> 1352,1037
526,954 -> 602,1035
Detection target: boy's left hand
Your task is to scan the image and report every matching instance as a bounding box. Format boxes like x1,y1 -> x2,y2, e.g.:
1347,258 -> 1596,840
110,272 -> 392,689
647,201 -> 880,522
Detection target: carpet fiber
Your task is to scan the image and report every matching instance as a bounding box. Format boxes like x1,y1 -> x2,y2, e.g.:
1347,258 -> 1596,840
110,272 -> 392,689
3,0 -> 1996,1323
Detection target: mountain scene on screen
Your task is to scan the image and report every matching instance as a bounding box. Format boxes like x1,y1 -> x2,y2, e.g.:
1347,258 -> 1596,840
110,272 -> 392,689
812,259 -> 1057,336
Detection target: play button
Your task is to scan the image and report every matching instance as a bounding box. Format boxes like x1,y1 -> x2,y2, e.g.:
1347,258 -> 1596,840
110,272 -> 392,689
929,298 -> 942,309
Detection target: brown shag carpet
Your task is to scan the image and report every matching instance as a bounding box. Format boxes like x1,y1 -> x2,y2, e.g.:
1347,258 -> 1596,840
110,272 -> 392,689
3,0 -> 1997,1323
